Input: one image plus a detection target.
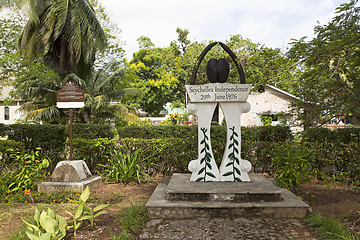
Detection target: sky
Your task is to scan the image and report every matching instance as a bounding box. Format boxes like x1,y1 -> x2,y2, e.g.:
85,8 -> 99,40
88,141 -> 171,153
101,0 -> 348,59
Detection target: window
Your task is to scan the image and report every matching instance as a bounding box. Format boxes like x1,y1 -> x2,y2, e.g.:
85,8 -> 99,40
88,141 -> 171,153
4,106 -> 9,120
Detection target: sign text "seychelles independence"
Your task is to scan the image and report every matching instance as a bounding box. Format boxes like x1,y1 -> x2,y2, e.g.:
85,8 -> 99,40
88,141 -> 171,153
186,83 -> 252,102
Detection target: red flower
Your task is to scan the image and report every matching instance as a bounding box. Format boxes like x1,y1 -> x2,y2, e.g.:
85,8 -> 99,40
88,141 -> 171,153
299,142 -> 304,144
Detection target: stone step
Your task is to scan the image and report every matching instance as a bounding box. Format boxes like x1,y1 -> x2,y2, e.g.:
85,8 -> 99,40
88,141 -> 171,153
166,173 -> 282,202
145,174 -> 311,219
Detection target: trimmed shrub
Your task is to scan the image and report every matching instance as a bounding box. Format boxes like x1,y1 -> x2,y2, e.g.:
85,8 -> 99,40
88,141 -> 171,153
6,124 -> 66,169
0,123 -> 8,137
117,125 -> 293,142
302,127 -> 334,143
116,125 -> 198,139
70,123 -> 115,139
72,138 -> 117,171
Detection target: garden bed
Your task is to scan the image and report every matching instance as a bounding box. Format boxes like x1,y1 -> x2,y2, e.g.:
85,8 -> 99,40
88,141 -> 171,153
1,176 -> 359,239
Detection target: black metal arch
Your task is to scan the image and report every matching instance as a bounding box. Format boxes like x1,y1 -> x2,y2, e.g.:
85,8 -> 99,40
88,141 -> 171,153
190,41 -> 246,85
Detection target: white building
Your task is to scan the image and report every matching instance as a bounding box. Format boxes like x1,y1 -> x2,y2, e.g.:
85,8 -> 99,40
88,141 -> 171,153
241,85 -> 302,131
216,85 -> 302,131
0,86 -> 23,124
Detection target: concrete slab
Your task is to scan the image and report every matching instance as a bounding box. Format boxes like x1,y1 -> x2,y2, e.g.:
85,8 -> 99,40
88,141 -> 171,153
146,174 -> 311,219
38,160 -> 103,193
38,176 -> 102,193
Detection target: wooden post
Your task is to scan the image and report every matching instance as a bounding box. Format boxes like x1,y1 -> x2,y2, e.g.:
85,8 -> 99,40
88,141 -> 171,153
69,108 -> 73,161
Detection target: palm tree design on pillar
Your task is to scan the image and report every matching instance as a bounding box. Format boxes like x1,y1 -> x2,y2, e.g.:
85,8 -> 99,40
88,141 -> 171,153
196,127 -> 216,182
222,126 -> 242,182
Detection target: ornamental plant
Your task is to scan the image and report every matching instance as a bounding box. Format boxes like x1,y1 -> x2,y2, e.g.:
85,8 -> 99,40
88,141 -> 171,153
67,186 -> 109,233
271,142 -> 314,190
4,148 -> 50,192
22,207 -> 67,240
98,149 -> 151,184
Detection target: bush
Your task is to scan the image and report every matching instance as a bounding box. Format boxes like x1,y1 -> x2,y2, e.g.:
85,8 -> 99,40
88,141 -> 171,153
116,125 -> 198,139
0,123 -> 8,137
117,125 -> 293,142
271,142 -> 314,190
302,127 -> 334,143
70,123 -> 115,139
72,138 -> 117,172
0,140 -> 25,164
7,124 -> 66,168
302,127 -> 360,143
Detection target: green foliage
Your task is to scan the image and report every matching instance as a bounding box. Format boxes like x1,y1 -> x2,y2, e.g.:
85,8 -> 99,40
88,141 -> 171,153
260,115 -> 273,126
0,140 -> 25,165
116,125 -> 198,139
98,149 -> 151,184
0,123 -> 8,136
271,142 -> 314,190
68,186 -> 109,230
116,125 -> 292,142
126,60 -> 179,116
74,126 -> 293,176
302,127 -> 360,143
70,123 -> 115,139
113,204 -> 148,240
65,203 -> 84,237
18,0 -> 106,78
73,138 -> 117,171
288,1 -> 360,125
6,124 -> 67,165
304,213 -> 359,240
3,149 -> 50,192
22,207 -> 67,240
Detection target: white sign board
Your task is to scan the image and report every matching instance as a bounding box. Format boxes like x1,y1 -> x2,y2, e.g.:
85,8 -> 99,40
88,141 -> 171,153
186,83 -> 252,103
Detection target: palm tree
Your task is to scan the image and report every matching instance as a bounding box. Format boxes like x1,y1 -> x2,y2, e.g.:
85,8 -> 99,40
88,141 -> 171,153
64,71 -> 143,123
16,69 -> 143,123
17,0 -> 107,78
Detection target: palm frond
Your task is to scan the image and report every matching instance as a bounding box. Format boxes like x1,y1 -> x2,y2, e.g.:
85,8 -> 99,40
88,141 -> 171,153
93,68 -> 124,94
26,105 -> 61,122
63,73 -> 87,91
107,88 -> 144,100
80,0 -> 107,50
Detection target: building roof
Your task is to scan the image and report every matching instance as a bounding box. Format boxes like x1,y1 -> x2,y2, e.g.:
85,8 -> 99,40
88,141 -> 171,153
265,85 -> 300,101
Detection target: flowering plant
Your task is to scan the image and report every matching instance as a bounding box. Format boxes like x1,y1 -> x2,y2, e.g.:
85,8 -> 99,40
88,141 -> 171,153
4,148 -> 50,192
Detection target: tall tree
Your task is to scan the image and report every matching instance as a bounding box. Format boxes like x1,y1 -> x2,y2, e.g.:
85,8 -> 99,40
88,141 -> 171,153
17,0 -> 107,79
288,0 -> 360,126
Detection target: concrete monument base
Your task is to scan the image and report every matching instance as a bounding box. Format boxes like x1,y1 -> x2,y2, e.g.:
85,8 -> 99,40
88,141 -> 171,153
146,173 -> 311,219
37,160 -> 102,193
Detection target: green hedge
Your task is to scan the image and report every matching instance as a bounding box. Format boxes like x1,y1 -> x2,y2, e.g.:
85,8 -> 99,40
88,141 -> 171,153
7,124 -> 67,167
70,123 -> 115,139
0,123 -> 8,137
72,138 -> 117,171
2,123 -> 115,168
117,125 -> 293,142
302,127 -> 360,143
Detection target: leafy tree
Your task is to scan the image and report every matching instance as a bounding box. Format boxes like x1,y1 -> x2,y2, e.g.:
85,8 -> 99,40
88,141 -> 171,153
288,0 -> 360,126
126,42 -> 179,115
125,30 -> 295,116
